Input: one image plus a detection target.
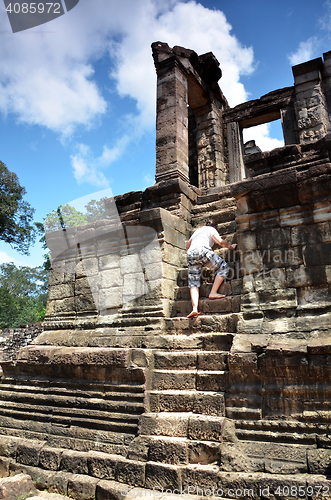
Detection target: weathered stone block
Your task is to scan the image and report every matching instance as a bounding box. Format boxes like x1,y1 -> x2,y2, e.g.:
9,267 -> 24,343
154,352 -> 197,370
188,441 -> 221,465
16,440 -> 46,466
151,370 -> 195,390
188,415 -> 224,441
148,437 -> 188,465
39,447 -> 63,471
145,462 -> 181,491
307,448 -> 331,474
67,474 -> 99,500
181,464 -> 218,491
96,479 -> 132,500
197,352 -> 227,371
196,371 -> 228,392
115,458 -> 145,486
0,457 -> 11,477
193,392 -> 225,416
60,450 -> 88,475
49,283 -> 75,300
0,436 -> 18,458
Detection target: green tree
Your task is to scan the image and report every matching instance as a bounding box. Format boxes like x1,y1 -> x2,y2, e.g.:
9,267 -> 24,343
44,204 -> 88,232
0,161 -> 36,255
85,197 -> 109,222
0,263 -> 48,328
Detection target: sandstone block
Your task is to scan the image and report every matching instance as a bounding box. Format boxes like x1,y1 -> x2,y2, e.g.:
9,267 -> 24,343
87,451 -> 117,480
148,437 -> 188,465
16,440 -> 46,466
100,269 -> 122,288
197,352 -> 228,371
188,415 -> 225,441
149,391 -> 195,413
0,474 -> 37,500
39,447 -> 63,471
151,370 -> 195,390
193,392 -> 225,416
67,474 -> 99,500
181,464 -> 218,491
60,450 -> 88,475
196,371 -> 228,392
0,436 -> 18,458
188,441 -> 221,465
115,458 -> 145,486
0,457 -> 11,477
154,352 -> 197,370
307,448 -> 331,474
145,462 -> 181,491
49,284 -> 74,300
96,479 -> 132,500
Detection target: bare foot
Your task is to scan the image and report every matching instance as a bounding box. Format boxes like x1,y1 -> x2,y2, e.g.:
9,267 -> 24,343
187,311 -> 200,318
209,294 -> 226,300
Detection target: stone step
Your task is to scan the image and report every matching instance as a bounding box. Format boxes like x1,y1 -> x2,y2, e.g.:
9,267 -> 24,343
128,434 -> 222,465
0,390 -> 144,415
192,197 -> 237,213
7,460 -> 331,500
225,407 -> 262,420
177,265 -> 242,287
153,351 -> 228,370
191,207 -> 237,226
175,280 -> 242,299
235,427 -> 317,445
148,390 -> 225,414
174,296 -> 241,316
163,314 -> 239,335
1,378 -> 145,395
139,412 -> 225,441
191,218 -> 236,234
0,405 -> 140,431
151,369 -> 228,391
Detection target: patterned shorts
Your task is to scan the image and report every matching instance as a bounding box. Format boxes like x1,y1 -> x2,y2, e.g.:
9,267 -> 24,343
187,246 -> 230,288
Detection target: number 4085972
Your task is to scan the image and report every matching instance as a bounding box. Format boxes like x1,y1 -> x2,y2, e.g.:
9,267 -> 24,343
6,3 -> 61,14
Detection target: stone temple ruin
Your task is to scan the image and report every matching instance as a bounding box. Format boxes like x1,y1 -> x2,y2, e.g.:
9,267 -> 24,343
0,41 -> 331,498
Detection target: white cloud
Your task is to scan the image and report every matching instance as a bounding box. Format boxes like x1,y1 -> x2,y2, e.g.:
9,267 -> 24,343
0,0 -> 254,132
71,144 -> 110,187
1,0 -> 282,184
70,135 -> 132,187
0,250 -> 29,267
287,37 -> 319,66
243,123 -> 284,152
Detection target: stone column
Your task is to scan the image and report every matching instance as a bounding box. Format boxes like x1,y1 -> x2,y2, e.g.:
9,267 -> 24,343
155,57 -> 189,184
227,121 -> 245,183
292,57 -> 329,143
193,98 -> 227,189
280,106 -> 299,145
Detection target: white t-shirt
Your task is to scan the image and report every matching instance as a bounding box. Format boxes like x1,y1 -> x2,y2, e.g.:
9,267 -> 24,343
189,226 -> 219,252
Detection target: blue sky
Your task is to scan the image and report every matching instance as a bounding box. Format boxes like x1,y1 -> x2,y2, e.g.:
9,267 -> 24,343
0,0 -> 330,267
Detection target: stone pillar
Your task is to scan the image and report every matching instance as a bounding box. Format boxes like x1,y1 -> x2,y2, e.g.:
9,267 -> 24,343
227,121 -> 245,183
280,106 -> 299,145
193,98 -> 227,189
321,50 -> 331,124
155,57 -> 189,184
292,57 -> 330,143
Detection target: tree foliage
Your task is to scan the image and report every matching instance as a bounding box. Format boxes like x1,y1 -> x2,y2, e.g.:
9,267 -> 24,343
44,198 -> 110,233
0,263 -> 48,328
44,204 -> 88,232
0,161 -> 36,255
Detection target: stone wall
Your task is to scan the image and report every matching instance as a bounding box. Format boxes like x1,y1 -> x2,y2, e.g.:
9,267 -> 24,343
0,324 -> 43,363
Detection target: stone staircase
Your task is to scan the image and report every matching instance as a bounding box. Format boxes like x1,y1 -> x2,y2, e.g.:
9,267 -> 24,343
172,186 -> 241,318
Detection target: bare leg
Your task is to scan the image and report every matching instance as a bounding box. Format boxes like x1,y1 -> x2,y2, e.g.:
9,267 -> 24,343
187,286 -> 200,318
209,274 -> 225,299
